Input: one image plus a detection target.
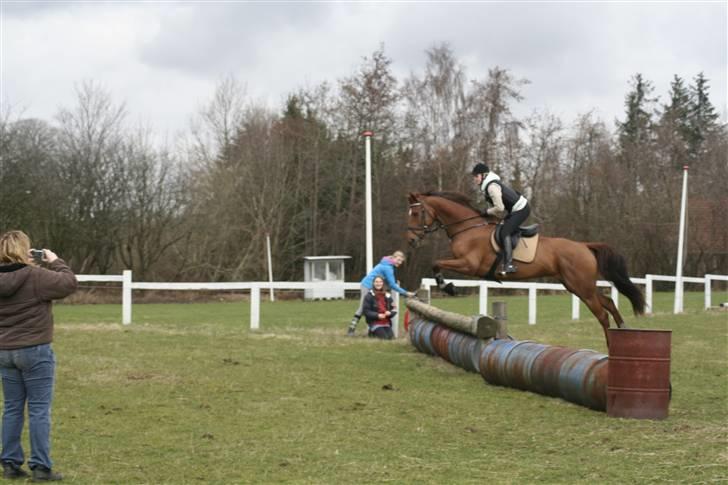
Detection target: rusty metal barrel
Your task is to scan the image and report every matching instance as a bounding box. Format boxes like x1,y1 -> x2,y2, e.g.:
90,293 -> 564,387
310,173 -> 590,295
406,301 -> 671,416
478,339 -> 608,410
408,315 -> 609,411
607,328 -> 672,420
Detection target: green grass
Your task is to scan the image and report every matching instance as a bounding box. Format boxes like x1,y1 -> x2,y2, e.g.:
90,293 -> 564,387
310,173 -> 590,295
4,291 -> 727,483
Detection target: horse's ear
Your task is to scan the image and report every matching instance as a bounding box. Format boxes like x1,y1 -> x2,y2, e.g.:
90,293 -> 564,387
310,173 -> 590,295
407,192 -> 418,203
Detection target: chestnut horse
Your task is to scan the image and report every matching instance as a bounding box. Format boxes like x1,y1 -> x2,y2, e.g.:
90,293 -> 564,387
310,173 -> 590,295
406,191 -> 645,346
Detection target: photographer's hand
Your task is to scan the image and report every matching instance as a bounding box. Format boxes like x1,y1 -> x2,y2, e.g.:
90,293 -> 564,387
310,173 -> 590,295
43,249 -> 58,263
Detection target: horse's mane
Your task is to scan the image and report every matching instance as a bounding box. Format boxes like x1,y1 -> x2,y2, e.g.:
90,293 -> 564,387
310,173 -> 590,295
422,191 -> 480,213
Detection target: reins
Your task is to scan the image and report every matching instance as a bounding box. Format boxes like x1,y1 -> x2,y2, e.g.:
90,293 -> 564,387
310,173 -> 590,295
408,201 -> 492,242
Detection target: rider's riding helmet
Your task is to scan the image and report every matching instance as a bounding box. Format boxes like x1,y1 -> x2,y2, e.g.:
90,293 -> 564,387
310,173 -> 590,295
471,163 -> 489,175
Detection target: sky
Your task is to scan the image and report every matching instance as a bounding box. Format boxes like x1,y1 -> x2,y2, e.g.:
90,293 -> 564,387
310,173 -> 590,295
1,1 -> 726,140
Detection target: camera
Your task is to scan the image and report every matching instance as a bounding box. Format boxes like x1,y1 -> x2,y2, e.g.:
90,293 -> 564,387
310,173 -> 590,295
30,249 -> 44,263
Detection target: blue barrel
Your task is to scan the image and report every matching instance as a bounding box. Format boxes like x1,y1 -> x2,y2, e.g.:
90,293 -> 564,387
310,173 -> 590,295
479,339 -> 521,386
469,338 -> 489,374
457,336 -> 481,373
558,350 -> 608,410
447,332 -> 468,368
418,321 -> 436,356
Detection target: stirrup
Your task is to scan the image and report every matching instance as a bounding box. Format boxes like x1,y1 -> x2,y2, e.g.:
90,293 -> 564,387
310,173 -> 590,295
499,263 -> 517,275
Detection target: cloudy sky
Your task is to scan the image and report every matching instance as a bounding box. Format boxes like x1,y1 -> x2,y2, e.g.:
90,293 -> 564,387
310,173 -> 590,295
2,1 -> 726,139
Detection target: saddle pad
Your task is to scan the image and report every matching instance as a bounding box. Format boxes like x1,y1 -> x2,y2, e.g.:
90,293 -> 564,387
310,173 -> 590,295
490,232 -> 540,263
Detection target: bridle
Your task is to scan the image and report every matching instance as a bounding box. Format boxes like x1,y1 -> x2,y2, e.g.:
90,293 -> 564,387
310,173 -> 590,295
408,200 -> 491,243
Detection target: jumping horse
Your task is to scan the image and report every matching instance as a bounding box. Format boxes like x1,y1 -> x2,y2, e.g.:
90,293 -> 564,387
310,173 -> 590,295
406,191 -> 645,346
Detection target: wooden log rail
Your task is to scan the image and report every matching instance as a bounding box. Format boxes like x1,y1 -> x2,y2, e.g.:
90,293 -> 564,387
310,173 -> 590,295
405,298 -> 507,339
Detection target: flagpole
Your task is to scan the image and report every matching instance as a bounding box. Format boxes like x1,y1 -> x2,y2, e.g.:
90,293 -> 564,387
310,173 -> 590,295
363,131 -> 374,271
673,165 -> 688,314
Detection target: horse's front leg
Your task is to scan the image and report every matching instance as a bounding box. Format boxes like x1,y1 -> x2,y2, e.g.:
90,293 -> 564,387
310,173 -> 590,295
433,257 -> 478,296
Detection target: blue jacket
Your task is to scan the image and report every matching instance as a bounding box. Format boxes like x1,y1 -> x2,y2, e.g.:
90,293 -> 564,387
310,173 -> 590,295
360,257 -> 408,296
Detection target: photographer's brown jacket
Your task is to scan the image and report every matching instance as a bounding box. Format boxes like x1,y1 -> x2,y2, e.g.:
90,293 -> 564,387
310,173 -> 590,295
0,259 -> 77,350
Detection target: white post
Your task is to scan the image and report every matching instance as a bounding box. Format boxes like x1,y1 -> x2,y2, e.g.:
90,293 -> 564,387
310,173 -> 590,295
571,294 -> 580,320
250,286 -> 260,330
611,284 -> 619,309
705,275 -> 711,309
528,286 -> 536,325
122,270 -> 132,325
674,165 -> 688,314
266,233 -> 275,302
645,275 -> 653,314
363,131 -> 374,271
479,284 -> 489,316
393,292 -> 400,338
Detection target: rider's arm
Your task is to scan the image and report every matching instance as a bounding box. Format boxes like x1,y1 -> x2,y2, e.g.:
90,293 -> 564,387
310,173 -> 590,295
486,184 -> 507,218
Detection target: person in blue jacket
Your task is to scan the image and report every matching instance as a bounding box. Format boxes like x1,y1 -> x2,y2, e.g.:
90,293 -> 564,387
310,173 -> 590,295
347,250 -> 415,336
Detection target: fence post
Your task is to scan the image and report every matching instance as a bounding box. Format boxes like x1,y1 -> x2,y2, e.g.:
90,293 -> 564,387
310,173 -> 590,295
122,270 -> 132,325
479,284 -> 489,316
393,292 -> 400,338
645,275 -> 653,314
528,286 -> 536,325
611,284 -> 619,309
571,294 -> 580,320
250,286 -> 260,330
705,275 -> 711,309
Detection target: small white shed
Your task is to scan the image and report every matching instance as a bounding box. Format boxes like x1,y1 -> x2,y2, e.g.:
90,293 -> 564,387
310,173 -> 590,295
303,256 -> 352,300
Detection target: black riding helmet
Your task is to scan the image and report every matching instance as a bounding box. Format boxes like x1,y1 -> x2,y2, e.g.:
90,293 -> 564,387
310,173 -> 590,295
471,163 -> 489,175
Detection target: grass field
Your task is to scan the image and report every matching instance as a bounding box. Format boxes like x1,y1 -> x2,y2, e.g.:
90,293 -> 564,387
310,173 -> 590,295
4,291 -> 727,483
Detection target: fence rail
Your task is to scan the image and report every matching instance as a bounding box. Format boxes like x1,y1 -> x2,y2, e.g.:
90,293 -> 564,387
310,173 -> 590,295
73,271 -> 726,330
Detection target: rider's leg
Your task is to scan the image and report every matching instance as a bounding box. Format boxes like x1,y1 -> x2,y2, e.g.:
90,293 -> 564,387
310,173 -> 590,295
499,204 -> 530,274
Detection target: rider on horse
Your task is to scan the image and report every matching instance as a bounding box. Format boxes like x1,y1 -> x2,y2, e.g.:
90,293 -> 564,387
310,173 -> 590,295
471,163 -> 530,275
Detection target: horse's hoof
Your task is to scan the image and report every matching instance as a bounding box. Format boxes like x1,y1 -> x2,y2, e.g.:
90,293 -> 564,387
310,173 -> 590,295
443,283 -> 455,296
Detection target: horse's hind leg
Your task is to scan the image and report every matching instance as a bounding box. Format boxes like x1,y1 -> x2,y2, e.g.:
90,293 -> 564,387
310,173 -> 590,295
598,293 -> 627,329
582,293 -> 613,348
563,276 -> 612,347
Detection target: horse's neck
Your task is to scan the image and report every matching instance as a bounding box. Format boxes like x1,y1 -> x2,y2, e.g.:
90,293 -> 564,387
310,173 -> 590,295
428,198 -> 478,224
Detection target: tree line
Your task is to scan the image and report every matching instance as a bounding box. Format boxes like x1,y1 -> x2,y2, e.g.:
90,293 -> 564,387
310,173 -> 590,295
1,44 -> 726,288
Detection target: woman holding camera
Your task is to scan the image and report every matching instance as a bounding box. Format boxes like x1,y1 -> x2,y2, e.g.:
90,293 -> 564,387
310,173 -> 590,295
0,230 -> 77,481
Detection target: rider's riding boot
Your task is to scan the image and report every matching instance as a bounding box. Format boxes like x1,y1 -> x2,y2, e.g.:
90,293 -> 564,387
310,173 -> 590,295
501,235 -> 518,274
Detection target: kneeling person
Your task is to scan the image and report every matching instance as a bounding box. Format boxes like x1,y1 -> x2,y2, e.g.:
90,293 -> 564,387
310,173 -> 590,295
362,276 -> 396,340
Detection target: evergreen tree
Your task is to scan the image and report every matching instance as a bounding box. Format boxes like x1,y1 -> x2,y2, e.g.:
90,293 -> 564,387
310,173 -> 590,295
687,72 -> 720,159
657,75 -> 692,169
617,73 -> 657,149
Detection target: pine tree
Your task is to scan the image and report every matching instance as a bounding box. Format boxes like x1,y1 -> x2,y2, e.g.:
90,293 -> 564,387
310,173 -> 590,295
657,75 -> 692,169
687,72 -> 720,159
617,73 -> 657,149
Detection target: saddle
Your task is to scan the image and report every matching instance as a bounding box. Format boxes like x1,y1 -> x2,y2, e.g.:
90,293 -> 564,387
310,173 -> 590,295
490,224 -> 540,263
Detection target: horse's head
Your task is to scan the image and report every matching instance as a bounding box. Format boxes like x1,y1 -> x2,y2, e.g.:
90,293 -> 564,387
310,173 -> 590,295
406,191 -> 485,248
406,193 -> 439,248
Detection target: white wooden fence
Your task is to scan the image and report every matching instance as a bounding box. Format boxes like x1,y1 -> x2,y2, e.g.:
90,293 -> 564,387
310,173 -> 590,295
75,271 -> 726,330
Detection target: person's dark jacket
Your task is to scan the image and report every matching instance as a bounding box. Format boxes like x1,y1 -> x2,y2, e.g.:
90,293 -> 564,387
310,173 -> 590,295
362,289 -> 397,328
0,260 -> 77,350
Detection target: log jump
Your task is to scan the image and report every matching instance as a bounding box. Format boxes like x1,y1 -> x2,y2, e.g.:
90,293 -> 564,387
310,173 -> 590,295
406,299 -> 671,418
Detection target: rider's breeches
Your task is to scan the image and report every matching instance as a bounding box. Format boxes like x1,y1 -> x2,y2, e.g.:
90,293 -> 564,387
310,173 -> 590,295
502,204 -> 531,239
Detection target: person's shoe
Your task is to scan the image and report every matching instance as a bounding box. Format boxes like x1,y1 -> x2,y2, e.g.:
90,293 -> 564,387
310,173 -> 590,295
2,461 -> 29,479
346,326 -> 356,336
31,466 -> 63,482
503,263 -> 518,274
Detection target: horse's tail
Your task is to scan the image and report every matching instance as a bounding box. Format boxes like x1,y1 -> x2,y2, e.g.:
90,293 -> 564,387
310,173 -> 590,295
586,243 -> 645,315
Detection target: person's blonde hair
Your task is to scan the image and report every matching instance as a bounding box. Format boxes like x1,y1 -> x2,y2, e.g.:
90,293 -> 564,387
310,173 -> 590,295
0,230 -> 32,265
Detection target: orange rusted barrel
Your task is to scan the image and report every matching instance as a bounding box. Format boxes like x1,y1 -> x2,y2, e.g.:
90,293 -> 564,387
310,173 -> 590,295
607,329 -> 672,420
431,325 -> 451,361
